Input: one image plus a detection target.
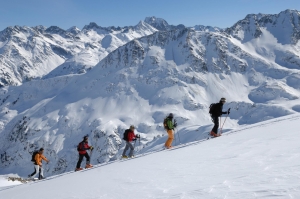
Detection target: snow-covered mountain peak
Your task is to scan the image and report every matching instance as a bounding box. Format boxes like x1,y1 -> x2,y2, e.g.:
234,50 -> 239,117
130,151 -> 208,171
134,20 -> 158,32
144,16 -> 170,31
226,9 -> 300,44
33,25 -> 47,33
0,9 -> 300,177
66,26 -> 81,35
192,25 -> 222,32
45,26 -> 74,38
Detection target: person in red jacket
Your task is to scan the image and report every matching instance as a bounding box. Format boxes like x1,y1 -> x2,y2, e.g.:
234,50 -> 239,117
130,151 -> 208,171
75,136 -> 94,171
122,125 -> 139,158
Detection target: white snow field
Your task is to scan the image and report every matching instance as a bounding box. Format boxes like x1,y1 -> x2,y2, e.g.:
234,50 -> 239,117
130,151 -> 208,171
1,114 -> 300,199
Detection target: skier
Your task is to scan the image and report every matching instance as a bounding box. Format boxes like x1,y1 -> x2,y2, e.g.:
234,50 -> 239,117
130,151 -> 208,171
28,148 -> 49,180
122,125 -> 140,158
75,136 -> 94,171
164,113 -> 177,149
210,98 -> 230,137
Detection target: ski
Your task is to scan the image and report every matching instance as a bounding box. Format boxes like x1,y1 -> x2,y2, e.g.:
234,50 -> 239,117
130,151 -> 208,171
7,177 -> 38,183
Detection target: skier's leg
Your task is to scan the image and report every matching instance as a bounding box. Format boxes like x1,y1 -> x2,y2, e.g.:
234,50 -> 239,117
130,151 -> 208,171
39,167 -> 44,179
31,165 -> 40,178
76,154 -> 84,169
211,116 -> 219,137
165,130 -> 174,148
128,142 -> 134,157
29,166 -> 37,177
122,142 -> 129,156
85,153 -> 90,164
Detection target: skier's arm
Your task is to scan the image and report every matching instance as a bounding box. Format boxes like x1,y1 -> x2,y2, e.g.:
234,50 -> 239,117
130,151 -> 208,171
83,144 -> 91,150
41,155 -> 49,163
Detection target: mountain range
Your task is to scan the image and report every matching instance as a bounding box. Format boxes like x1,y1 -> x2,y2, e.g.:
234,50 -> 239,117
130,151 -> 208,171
0,9 -> 300,177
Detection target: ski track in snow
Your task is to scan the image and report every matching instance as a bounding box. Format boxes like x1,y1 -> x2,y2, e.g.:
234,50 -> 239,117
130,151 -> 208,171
1,114 -> 300,198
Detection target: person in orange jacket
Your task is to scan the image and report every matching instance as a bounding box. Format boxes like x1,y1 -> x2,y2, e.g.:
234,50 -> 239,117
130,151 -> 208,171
29,148 -> 49,180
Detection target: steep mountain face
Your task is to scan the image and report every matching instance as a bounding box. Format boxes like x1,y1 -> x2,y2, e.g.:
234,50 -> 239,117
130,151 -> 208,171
0,26 -> 67,87
1,18 -> 300,177
44,21 -> 158,79
0,10 -> 300,177
0,21 -> 158,87
144,16 -> 185,31
226,9 -> 300,44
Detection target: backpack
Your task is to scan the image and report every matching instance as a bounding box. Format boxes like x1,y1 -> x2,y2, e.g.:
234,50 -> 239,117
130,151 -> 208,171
163,117 -> 169,130
77,142 -> 84,151
31,151 -> 38,162
123,129 -> 130,141
209,103 -> 217,115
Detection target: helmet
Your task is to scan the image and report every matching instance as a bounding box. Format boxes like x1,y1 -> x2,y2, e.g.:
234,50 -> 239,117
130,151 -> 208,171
168,113 -> 174,118
130,125 -> 135,130
83,135 -> 88,140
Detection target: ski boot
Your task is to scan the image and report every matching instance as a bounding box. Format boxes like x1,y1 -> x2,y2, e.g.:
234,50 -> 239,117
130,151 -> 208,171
122,155 -> 128,158
85,164 -> 93,169
129,155 -> 134,158
210,131 -> 218,137
75,168 -> 83,171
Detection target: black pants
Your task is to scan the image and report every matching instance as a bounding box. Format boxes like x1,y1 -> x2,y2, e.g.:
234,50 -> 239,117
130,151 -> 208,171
76,153 -> 90,168
29,165 -> 41,178
211,116 -> 219,134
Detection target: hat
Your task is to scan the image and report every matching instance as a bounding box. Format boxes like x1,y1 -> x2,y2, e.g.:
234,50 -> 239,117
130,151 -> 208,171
220,98 -> 226,102
39,148 -> 44,151
168,113 -> 174,118
83,135 -> 88,140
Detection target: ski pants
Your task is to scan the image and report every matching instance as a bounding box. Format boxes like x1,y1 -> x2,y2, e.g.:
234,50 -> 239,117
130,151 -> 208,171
30,165 -> 43,179
211,116 -> 219,134
122,141 -> 134,157
76,153 -> 90,169
165,129 -> 174,148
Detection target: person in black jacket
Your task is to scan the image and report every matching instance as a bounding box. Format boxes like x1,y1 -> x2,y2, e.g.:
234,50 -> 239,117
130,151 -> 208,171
210,98 -> 230,137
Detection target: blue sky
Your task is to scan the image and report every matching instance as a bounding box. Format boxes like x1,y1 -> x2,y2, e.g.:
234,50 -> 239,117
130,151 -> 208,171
1,0 -> 300,31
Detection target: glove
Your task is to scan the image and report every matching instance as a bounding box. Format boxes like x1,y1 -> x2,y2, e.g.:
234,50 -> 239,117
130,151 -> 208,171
136,134 -> 140,138
90,146 -> 94,151
227,108 -> 231,114
133,138 -> 137,141
174,123 -> 177,128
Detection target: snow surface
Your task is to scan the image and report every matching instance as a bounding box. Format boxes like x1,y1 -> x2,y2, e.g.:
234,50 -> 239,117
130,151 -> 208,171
1,114 -> 300,198
0,9 -> 300,185
0,175 -> 22,190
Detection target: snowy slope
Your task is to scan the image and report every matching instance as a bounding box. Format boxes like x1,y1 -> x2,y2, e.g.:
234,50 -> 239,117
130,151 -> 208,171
1,16 -> 300,177
1,114 -> 300,198
0,9 -> 300,178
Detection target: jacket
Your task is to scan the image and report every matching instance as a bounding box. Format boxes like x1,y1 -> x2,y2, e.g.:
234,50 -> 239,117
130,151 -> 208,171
126,130 -> 136,142
212,102 -> 227,117
35,153 -> 48,166
78,141 -> 91,155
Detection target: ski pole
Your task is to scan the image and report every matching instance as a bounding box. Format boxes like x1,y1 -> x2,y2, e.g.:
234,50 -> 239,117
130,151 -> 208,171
173,129 -> 177,146
176,128 -> 181,144
219,116 -> 222,134
220,114 -> 229,135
